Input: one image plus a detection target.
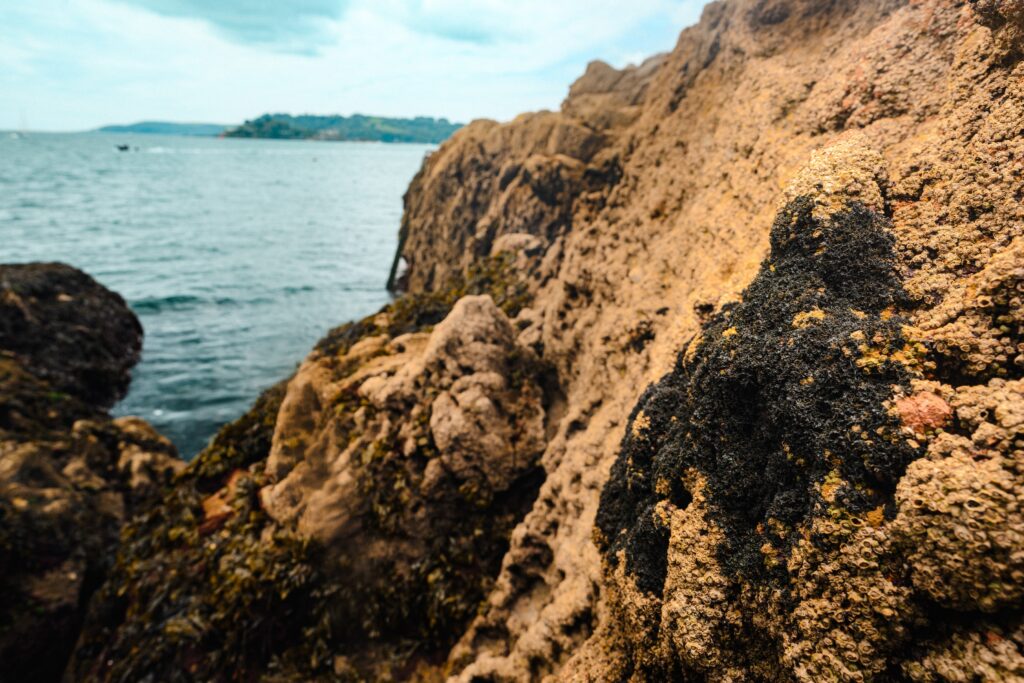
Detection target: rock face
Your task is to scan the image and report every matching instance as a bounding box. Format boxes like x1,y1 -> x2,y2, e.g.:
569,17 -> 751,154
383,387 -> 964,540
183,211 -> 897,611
259,294 -> 548,662
389,0 -> 1024,679
57,0 -> 1024,680
0,264 -> 182,682
588,144 -> 1019,681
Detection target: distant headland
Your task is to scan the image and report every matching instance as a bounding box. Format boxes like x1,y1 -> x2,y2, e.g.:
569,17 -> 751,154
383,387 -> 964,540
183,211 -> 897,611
223,113 -> 462,143
95,114 -> 463,143
96,121 -> 228,136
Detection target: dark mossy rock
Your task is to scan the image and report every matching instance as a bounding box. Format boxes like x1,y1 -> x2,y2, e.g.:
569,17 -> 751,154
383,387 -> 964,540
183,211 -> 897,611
0,263 -> 142,408
188,379 -> 290,490
0,356 -> 98,439
68,468 -> 331,683
596,197 -> 923,596
317,251 -> 532,358
0,263 -> 180,683
66,372 -> 330,682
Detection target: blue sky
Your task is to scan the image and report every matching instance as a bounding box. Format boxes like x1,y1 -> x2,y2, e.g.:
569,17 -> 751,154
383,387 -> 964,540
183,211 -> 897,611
0,1 -> 706,131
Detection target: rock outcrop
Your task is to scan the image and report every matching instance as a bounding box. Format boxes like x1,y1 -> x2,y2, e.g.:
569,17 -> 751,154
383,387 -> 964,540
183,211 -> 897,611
51,0 -> 1024,680
67,260 -> 552,681
390,0 -> 1024,679
0,264 -> 182,682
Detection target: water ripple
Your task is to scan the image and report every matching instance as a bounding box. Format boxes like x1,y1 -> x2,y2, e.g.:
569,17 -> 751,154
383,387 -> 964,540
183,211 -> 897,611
1,132 -> 428,457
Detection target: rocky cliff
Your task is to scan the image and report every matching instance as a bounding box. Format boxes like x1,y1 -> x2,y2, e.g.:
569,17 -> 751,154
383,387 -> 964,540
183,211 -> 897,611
393,1 -> 1024,679
9,0 -> 1024,681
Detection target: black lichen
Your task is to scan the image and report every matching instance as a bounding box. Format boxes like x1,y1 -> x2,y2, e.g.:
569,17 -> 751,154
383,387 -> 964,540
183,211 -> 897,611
596,197 -> 924,595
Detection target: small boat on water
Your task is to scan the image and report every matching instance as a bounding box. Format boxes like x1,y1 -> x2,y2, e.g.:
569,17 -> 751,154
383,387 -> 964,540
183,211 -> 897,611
116,144 -> 130,151
8,132 -> 22,139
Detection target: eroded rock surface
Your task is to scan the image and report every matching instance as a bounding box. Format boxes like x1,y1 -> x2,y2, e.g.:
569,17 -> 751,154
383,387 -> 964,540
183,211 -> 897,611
260,294 -> 548,659
392,0 -> 1024,679
586,143 -> 1023,680
69,261 -> 551,681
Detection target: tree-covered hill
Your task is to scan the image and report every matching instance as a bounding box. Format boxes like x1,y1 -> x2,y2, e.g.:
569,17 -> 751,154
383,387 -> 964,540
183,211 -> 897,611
224,114 -> 462,143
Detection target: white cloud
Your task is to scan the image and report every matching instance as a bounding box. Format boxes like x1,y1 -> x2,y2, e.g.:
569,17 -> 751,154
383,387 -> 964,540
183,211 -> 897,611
0,0 -> 707,131
111,0 -> 350,53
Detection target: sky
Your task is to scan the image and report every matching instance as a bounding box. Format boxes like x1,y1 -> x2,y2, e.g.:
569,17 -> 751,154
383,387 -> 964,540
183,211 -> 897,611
0,0 -> 707,131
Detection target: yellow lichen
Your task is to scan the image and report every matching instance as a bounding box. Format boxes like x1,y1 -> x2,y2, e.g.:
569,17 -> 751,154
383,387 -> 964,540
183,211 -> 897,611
792,308 -> 827,328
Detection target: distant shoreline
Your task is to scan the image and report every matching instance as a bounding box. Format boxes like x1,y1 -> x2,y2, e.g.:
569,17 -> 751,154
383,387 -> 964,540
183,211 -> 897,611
89,113 -> 463,144
96,121 -> 228,136
3,130 -> 439,145
223,113 -> 462,144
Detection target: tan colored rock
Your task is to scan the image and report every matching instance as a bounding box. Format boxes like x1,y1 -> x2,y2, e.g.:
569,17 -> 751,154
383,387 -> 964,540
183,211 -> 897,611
262,295 -> 545,544
390,1 -> 1024,679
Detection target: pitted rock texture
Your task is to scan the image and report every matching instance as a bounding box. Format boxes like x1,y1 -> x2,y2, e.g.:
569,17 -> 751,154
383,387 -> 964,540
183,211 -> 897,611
64,0 -> 1024,680
261,294 -> 548,654
391,0 -> 1024,680
0,263 -> 181,683
68,264 -> 549,682
590,151 -> 964,680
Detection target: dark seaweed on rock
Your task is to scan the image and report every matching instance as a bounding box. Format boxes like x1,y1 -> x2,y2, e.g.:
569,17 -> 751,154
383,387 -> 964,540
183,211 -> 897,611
70,254 -> 542,682
596,197 -> 924,593
316,251 -> 532,359
0,263 -> 182,683
67,383 -> 331,683
0,263 -> 142,408
188,379 -> 290,490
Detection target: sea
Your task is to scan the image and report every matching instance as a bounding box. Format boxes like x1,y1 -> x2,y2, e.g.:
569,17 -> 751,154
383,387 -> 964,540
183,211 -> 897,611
0,132 -> 431,457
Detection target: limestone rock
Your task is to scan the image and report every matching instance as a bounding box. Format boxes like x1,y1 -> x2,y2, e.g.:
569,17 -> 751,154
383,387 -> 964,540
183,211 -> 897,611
388,1 -> 1024,677
260,294 -> 548,658
63,0 -> 1024,679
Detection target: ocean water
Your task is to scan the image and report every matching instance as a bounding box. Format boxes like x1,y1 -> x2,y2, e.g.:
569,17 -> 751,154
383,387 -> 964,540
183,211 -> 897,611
0,132 -> 431,457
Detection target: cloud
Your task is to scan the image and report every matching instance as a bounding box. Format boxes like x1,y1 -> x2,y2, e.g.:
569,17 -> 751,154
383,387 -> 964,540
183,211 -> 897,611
372,0 -> 688,48
0,0 -> 707,131
369,1 -> 521,44
113,0 -> 350,52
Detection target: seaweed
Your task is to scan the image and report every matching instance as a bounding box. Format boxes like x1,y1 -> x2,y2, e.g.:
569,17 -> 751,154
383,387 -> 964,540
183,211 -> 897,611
70,251 -> 542,681
188,379 -> 290,490
596,197 -> 924,594
70,469 -> 333,683
317,251 -> 532,358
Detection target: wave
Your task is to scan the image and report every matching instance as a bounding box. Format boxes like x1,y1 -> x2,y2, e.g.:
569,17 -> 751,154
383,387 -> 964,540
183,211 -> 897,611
131,293 -> 281,313
132,294 -> 204,312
